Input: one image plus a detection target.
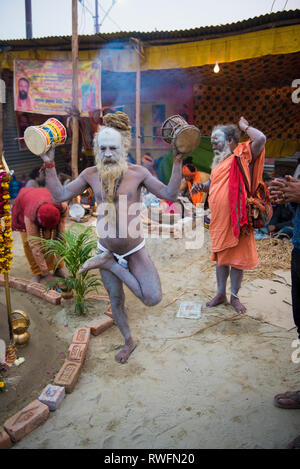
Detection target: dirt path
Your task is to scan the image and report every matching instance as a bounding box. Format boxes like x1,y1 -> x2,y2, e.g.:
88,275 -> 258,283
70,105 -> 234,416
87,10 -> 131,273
1,224 -> 299,449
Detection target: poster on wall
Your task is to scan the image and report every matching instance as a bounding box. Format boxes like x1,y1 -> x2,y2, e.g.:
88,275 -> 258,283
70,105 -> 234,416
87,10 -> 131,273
152,104 -> 166,124
14,59 -> 101,116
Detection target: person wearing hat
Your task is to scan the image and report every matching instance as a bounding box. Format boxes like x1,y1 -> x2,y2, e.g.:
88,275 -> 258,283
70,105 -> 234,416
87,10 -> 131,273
12,187 -> 68,283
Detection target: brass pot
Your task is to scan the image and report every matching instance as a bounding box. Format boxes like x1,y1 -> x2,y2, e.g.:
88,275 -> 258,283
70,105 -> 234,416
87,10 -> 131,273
11,310 -> 30,346
13,331 -> 30,346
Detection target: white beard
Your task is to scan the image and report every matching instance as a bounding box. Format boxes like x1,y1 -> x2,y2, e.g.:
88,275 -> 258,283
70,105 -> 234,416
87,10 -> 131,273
211,143 -> 232,170
95,156 -> 128,203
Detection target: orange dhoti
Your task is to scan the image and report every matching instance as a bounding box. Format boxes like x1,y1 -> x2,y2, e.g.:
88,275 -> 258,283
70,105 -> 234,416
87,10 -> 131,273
209,140 -> 264,270
20,230 -> 64,276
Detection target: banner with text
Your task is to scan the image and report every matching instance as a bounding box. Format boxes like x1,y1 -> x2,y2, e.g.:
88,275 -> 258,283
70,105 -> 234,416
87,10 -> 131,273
14,59 -> 101,116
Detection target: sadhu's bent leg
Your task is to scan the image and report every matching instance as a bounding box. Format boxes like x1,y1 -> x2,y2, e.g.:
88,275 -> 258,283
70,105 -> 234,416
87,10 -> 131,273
98,247 -> 162,363
100,268 -> 136,364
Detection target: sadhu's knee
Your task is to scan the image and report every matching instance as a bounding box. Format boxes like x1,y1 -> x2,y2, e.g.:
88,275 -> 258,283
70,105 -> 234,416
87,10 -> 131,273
143,290 -> 162,307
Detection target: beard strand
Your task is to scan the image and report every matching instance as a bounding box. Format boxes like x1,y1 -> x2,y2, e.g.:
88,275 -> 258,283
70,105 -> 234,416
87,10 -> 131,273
211,143 -> 232,170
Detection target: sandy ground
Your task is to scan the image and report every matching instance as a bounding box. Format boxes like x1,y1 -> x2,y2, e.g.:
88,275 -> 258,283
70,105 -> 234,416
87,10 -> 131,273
0,219 -> 299,449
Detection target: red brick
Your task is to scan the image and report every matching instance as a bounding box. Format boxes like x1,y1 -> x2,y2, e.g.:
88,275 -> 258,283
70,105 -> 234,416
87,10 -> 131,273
9,277 -> 31,292
0,274 -> 5,286
27,282 -> 46,299
87,316 -> 114,336
72,327 -> 90,345
4,400 -> 49,443
43,289 -> 61,305
105,303 -> 114,320
0,427 -> 12,449
67,343 -> 87,364
53,360 -> 82,393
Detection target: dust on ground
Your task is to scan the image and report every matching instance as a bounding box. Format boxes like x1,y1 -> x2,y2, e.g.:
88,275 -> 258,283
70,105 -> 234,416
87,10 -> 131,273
0,221 -> 299,449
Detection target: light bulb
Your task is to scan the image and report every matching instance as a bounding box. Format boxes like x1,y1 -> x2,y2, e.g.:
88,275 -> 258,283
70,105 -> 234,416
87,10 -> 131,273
214,61 -> 220,73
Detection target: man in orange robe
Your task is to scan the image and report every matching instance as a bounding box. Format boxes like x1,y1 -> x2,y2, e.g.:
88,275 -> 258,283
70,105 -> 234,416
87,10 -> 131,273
180,162 -> 209,206
191,117 -> 266,313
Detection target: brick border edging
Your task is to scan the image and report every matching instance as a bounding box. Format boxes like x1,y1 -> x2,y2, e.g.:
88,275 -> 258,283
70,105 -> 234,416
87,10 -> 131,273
0,275 -> 61,305
0,279 -> 114,448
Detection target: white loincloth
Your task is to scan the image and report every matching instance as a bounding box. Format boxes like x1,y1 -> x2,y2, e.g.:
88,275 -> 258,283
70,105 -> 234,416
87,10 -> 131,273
97,239 -> 145,269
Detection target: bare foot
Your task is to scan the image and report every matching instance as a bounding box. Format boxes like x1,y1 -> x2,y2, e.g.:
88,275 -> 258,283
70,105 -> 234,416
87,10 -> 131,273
230,295 -> 247,314
54,268 -> 66,279
31,275 -> 41,283
206,293 -> 227,307
115,338 -> 137,364
78,252 -> 115,274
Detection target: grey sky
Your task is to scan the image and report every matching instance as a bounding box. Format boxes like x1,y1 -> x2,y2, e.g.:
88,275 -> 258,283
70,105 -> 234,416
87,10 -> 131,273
0,0 -> 298,39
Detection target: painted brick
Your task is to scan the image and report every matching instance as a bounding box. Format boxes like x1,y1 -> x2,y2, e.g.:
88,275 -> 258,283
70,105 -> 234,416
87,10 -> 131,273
87,316 -> 114,336
105,303 -> 113,319
38,384 -> 65,411
67,343 -> 87,364
53,360 -> 82,393
9,277 -> 31,292
0,427 -> 12,449
4,400 -> 49,443
43,289 -> 61,305
72,327 -> 90,345
27,282 -> 46,299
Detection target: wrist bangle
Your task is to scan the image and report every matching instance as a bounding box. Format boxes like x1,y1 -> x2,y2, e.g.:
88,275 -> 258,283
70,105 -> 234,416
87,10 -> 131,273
40,162 -> 55,172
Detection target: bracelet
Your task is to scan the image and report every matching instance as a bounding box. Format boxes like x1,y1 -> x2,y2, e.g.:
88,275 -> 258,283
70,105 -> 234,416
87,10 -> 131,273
40,162 -> 55,172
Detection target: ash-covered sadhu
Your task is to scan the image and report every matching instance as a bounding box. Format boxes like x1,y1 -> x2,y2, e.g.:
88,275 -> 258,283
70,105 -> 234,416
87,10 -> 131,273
192,116 -> 266,313
38,111 -> 185,363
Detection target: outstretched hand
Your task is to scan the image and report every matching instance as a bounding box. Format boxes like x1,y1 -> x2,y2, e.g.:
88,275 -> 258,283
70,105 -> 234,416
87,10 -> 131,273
238,116 -> 249,132
173,148 -> 184,163
41,144 -> 55,164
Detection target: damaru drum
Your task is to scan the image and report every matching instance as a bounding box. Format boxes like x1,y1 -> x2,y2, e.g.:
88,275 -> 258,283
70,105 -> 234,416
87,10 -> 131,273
161,115 -> 201,154
24,118 -> 67,156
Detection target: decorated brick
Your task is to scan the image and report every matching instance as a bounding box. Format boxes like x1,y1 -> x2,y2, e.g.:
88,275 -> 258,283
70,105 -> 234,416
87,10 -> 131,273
72,327 -> 90,345
27,282 -> 46,299
4,400 -> 49,443
53,360 -> 82,393
38,384 -> 65,411
9,277 -> 31,292
0,427 -> 12,449
43,289 -> 61,305
105,304 -> 114,320
67,343 -> 87,364
87,316 -> 114,336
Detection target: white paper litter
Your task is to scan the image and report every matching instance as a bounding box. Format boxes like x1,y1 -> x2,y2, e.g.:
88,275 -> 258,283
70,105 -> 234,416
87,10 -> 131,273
177,301 -> 202,319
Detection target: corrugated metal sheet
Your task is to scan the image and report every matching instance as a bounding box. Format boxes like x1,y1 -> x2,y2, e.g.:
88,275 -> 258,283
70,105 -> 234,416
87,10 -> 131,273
0,9 -> 299,48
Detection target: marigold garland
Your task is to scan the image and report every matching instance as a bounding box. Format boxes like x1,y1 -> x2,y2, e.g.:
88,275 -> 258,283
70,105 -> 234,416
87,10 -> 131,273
0,164 -> 13,274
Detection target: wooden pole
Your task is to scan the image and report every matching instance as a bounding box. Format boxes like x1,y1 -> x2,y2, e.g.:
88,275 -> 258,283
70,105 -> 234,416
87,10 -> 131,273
71,0 -> 79,181
135,39 -> 141,165
25,0 -> 32,39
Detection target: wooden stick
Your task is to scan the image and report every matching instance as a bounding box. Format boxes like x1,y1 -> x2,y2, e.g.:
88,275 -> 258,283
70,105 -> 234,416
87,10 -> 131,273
166,313 -> 245,341
71,0 -> 79,183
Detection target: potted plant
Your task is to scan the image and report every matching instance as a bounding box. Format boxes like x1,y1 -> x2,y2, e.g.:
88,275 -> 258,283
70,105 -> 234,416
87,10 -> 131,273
40,226 -> 102,315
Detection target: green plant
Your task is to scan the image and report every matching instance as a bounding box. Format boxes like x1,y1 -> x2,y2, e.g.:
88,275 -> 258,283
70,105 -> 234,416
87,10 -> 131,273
39,226 -> 102,314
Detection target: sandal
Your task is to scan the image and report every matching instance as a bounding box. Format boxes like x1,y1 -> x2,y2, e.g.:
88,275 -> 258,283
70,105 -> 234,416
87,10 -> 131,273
274,390 -> 300,409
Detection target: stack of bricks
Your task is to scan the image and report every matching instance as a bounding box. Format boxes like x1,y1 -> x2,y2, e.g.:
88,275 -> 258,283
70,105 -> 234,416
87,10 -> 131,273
54,327 -> 90,393
0,275 -> 61,305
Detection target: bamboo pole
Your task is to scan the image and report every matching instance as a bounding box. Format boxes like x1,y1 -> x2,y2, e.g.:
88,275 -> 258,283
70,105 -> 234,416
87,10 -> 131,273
71,0 -> 79,181
135,39 -> 141,165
